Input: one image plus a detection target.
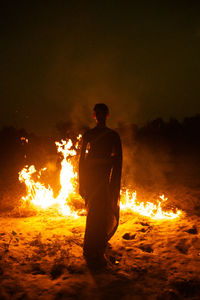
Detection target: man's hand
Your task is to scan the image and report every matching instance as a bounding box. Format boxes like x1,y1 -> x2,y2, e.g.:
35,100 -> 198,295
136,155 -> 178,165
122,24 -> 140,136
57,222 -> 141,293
79,184 -> 86,199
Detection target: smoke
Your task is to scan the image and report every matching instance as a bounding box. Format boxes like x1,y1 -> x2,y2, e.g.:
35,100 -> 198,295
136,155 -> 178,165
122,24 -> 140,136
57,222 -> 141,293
118,122 -> 174,202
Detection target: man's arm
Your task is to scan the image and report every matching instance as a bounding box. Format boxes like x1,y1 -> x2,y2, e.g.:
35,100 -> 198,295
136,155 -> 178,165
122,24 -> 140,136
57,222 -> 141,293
79,135 -> 87,198
110,133 -> 122,201
114,133 -> 122,188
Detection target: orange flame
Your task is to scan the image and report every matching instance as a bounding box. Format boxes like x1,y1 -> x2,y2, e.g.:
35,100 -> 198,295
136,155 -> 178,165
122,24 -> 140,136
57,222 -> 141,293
120,190 -> 181,220
19,139 -> 80,217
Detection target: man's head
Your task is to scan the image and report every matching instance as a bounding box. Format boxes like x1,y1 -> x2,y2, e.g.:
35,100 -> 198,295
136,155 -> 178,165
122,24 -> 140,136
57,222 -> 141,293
93,103 -> 109,123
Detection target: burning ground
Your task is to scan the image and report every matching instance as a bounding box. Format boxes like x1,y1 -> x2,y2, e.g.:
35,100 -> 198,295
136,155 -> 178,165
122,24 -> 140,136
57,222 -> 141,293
0,124 -> 200,299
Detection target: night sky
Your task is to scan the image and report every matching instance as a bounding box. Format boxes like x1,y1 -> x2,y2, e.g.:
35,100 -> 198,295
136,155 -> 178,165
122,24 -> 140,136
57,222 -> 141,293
1,1 -> 200,135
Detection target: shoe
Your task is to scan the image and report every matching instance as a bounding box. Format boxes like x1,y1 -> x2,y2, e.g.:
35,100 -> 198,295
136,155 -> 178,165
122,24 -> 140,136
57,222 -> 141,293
84,253 -> 108,271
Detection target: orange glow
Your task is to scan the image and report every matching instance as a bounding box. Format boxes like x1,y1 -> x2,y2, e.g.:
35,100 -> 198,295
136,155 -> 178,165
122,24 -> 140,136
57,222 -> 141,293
20,137 -> 29,143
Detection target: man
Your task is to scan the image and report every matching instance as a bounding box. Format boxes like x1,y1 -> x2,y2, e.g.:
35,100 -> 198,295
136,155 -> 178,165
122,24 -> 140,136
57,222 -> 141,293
79,103 -> 122,268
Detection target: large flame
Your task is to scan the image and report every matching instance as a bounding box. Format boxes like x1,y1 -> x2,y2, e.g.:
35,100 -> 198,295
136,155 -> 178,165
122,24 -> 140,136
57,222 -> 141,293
19,137 -> 181,220
19,139 -> 79,217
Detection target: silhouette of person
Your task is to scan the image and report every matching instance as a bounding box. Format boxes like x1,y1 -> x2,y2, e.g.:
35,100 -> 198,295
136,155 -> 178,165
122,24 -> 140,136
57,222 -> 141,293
79,103 -> 122,268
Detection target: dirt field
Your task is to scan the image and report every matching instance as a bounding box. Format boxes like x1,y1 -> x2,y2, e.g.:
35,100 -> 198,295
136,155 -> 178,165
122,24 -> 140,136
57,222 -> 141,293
0,195 -> 200,300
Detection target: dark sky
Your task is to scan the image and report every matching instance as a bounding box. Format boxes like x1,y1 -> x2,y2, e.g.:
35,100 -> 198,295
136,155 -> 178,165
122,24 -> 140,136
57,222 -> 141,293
1,1 -> 200,134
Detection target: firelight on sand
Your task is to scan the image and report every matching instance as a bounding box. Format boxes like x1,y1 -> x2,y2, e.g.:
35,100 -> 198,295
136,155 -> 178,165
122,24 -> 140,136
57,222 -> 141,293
19,137 -> 182,220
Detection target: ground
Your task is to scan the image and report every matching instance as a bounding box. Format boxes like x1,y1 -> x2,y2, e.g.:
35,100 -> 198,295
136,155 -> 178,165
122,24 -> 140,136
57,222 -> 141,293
1,144 -> 200,299
0,203 -> 200,300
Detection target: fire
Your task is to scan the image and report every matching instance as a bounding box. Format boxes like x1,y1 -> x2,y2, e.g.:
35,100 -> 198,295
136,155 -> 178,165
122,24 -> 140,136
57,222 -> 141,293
19,136 -> 181,220
19,139 -> 80,217
120,190 -> 181,220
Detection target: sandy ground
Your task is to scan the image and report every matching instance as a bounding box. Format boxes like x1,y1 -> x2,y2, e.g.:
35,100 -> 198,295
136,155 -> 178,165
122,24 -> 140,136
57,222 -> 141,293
0,206 -> 200,300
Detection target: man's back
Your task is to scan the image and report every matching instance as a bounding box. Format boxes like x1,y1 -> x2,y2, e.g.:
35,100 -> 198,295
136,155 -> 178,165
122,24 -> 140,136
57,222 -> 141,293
83,126 -> 121,160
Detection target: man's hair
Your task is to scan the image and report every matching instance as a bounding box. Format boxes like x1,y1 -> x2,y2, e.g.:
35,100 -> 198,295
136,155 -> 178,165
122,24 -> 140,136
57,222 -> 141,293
93,103 -> 109,117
